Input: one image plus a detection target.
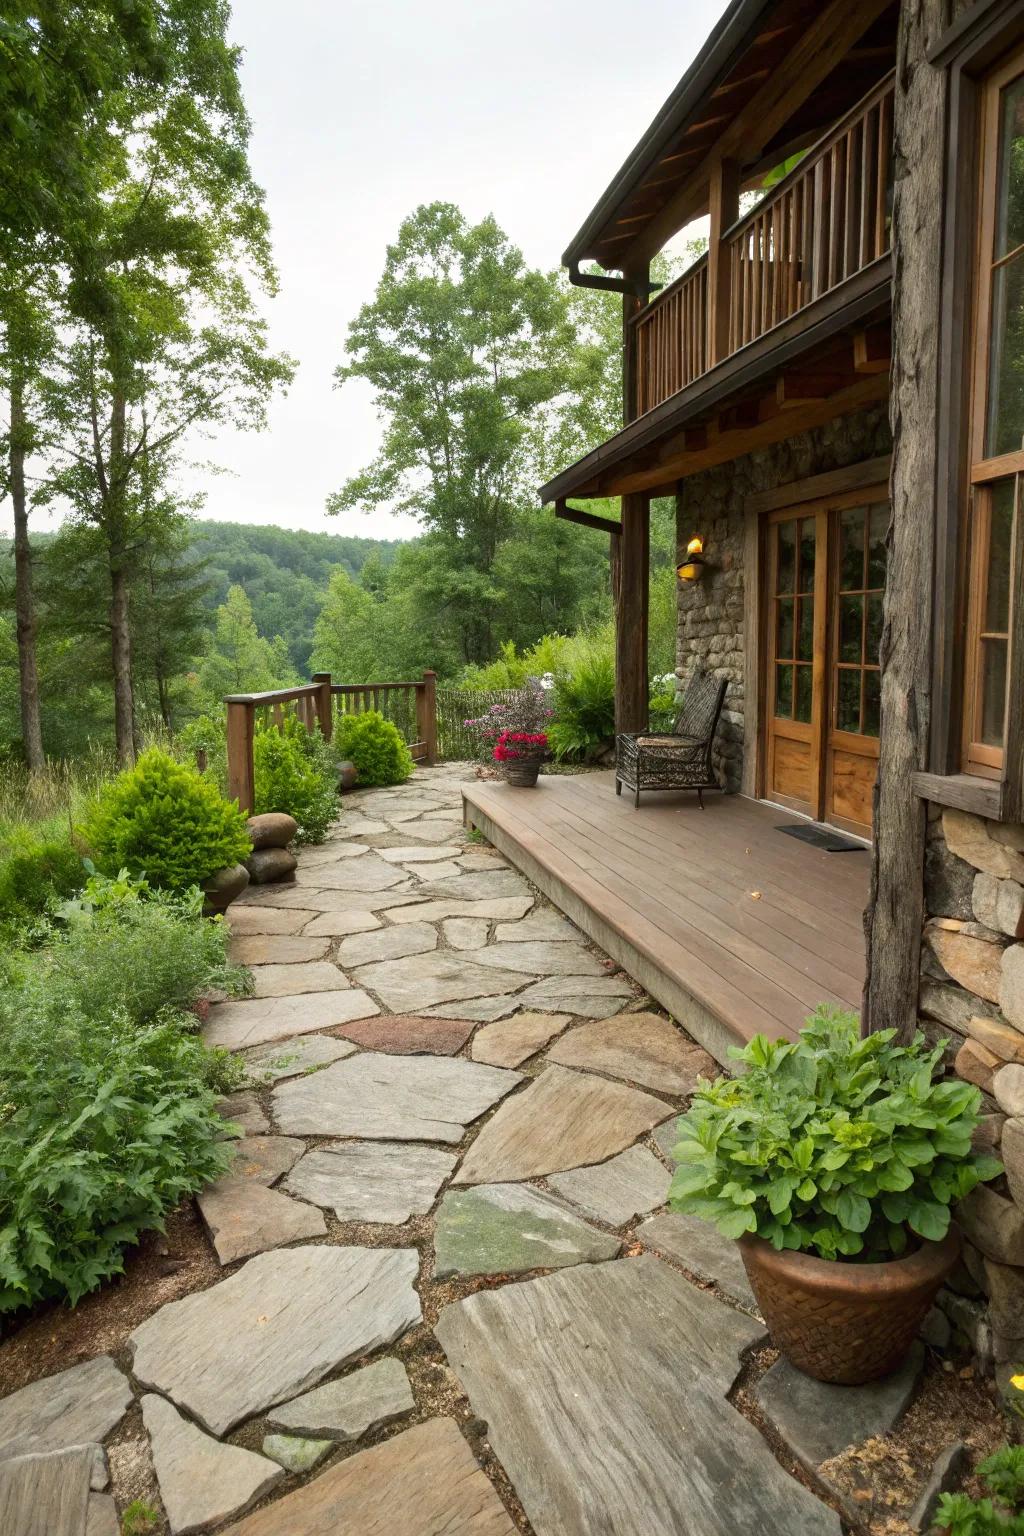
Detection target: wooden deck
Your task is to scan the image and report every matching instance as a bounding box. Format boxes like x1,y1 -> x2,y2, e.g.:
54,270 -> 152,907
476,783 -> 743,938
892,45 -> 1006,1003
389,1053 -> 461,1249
462,772 -> 869,1066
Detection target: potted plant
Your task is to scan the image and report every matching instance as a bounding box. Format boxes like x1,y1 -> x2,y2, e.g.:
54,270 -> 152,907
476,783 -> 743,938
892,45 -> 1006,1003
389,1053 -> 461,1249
665,1007 -> 1002,1385
494,730 -> 548,787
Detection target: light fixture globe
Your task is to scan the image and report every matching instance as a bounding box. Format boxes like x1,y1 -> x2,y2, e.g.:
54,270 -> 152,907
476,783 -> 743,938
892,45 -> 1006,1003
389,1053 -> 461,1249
677,535 -> 706,582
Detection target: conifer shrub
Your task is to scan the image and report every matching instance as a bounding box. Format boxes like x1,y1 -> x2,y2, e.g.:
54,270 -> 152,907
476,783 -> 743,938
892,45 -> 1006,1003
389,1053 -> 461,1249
335,709 -> 414,787
253,715 -> 337,843
83,748 -> 251,889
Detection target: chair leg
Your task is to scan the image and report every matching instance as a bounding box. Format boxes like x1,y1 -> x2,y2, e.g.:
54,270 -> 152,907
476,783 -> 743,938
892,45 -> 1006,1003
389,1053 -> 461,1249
615,778 -> 622,796
697,788 -> 704,810
634,786 -> 641,809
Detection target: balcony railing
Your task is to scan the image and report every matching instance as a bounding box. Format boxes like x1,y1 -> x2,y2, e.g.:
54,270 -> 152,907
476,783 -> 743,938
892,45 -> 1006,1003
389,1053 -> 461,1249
632,74 -> 894,418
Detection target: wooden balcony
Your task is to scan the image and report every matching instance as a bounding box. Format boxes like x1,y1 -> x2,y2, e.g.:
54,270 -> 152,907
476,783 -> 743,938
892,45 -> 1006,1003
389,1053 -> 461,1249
633,75 -> 894,418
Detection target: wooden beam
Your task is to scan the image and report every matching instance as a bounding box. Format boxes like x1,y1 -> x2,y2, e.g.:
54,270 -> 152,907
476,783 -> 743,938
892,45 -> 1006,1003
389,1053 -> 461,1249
683,426 -> 709,452
719,399 -> 761,432
745,455 -> 892,515
775,369 -> 853,407
853,325 -> 892,373
615,493 -> 650,735
555,499 -> 622,535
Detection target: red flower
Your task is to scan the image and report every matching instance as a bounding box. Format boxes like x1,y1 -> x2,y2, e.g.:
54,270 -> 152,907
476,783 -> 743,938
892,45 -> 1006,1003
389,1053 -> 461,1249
493,731 -> 548,762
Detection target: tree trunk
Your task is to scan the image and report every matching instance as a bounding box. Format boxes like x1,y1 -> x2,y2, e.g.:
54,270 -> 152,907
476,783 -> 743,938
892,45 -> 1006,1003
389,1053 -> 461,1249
9,376 -> 45,770
862,0 -> 946,1040
109,554 -> 135,764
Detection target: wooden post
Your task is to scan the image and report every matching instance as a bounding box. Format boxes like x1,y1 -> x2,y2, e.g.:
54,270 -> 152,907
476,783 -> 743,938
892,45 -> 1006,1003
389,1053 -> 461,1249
707,158 -> 740,366
418,670 -> 438,764
312,672 -> 333,742
226,698 -> 256,816
615,493 -> 650,734
622,266 -> 649,426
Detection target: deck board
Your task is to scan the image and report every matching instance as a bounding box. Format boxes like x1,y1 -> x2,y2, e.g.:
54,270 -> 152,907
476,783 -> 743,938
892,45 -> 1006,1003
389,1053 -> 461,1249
462,773 -> 868,1066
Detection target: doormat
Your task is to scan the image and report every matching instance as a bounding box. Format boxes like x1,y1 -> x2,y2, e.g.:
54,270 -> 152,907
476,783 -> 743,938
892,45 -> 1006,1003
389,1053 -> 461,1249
776,823 -> 865,853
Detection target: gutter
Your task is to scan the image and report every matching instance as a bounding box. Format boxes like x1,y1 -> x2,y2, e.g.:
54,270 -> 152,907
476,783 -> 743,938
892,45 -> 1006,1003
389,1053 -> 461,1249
566,260 -> 663,299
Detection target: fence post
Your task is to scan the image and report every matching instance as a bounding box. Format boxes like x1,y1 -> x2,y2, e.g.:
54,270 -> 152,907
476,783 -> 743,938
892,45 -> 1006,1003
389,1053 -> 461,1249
418,670 -> 438,765
311,673 -> 333,742
225,698 -> 256,816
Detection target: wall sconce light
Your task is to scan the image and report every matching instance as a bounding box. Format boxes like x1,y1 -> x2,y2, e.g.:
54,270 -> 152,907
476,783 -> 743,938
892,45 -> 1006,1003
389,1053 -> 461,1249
677,535 -> 706,582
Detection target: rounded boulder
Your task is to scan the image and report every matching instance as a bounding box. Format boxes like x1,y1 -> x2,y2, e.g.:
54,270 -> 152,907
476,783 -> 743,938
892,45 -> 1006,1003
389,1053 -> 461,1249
202,862 -> 251,914
246,846 -> 298,885
247,812 -> 298,850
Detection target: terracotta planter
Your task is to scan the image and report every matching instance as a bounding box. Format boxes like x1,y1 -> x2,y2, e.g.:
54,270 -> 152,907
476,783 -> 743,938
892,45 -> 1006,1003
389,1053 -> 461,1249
504,759 -> 542,787
738,1227 -> 960,1385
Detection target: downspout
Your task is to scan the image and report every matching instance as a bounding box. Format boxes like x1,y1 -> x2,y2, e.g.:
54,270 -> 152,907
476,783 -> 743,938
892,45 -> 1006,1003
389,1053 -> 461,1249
566,260 -> 663,299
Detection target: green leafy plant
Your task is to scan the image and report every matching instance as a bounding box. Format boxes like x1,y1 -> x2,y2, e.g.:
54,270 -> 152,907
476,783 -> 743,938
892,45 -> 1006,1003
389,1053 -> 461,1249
0,992 -> 237,1312
0,828 -> 85,936
120,1499 -> 160,1536
335,709 -> 414,787
666,1007 -> 1001,1262
253,715 -> 337,843
83,748 -> 251,889
548,651 -> 616,761
936,1444 -> 1024,1534
37,871 -> 252,1026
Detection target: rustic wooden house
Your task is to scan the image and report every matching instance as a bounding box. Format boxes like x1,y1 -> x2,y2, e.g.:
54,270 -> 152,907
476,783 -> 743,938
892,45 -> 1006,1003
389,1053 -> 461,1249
464,0 -> 1024,1376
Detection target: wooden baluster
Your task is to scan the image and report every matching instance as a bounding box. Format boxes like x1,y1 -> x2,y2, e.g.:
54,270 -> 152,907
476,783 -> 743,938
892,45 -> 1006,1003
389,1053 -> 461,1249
859,105 -> 876,269
844,125 -> 859,280
811,158 -> 828,301
875,89 -> 892,257
791,181 -> 803,313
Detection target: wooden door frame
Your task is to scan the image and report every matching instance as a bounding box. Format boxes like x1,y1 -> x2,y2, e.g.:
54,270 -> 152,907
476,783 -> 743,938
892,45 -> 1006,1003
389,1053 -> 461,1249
741,458 -> 892,815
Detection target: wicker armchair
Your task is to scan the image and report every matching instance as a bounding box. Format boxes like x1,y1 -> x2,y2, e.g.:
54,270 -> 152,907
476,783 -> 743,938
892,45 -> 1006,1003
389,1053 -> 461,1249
616,668 -> 728,809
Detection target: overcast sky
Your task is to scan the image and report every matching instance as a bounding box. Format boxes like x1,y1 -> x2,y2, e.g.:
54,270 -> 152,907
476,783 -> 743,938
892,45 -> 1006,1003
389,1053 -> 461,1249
41,0 -> 730,542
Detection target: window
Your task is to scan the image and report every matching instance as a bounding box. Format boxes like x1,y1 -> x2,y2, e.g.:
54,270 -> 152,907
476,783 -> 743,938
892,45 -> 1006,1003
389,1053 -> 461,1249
964,50 -> 1024,777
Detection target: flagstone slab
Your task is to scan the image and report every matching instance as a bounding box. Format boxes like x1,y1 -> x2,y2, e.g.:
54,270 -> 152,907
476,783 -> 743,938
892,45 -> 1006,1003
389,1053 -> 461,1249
300,909 -> 384,936
415,871 -> 533,901
142,1394 -> 282,1535
243,1035 -> 356,1084
130,1246 -> 421,1436
755,1346 -> 925,1472
273,1052 -> 521,1141
0,1356 -> 132,1462
261,1434 -> 333,1474
245,884 -> 420,913
230,934 -> 332,966
514,976 -> 634,1016
203,989 -> 379,1051
405,859 -> 462,879
227,905 -> 319,936
469,941 -> 605,977
268,1358 -> 414,1440
284,1141 -> 457,1224
653,1116 -> 683,1161
494,912 -> 582,943
330,816 -> 390,837
0,1446 -> 95,1536
385,897 -> 534,924
458,850 -> 509,872
198,1177 -> 326,1265
217,1092 -> 270,1136
443,917 -> 490,949
471,1011 -> 572,1067
334,1012 -> 475,1055
435,1256 -> 837,1536
548,1012 -> 716,1094
370,818 -> 463,843
434,1183 -> 620,1279
336,922 -> 437,968
421,808 -> 464,822
298,840 -> 368,862
294,854 -> 408,892
352,951 -> 534,1012
224,1417 -> 516,1536
455,1065 -> 669,1185
87,1492 -> 119,1536
223,1135 -> 306,1185
423,995 -> 521,1022
637,1213 -> 759,1314
549,1146 -> 671,1228
379,845 -> 464,863
250,961 -> 350,998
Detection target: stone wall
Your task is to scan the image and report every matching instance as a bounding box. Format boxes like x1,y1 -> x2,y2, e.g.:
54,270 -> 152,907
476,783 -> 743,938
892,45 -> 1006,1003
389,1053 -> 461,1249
674,404 -> 892,791
919,806 -> 1024,1385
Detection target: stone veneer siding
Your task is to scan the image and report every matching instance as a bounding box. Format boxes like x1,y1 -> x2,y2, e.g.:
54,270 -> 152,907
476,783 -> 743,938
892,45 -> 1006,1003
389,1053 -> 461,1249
919,806 -> 1024,1386
674,404 -> 892,791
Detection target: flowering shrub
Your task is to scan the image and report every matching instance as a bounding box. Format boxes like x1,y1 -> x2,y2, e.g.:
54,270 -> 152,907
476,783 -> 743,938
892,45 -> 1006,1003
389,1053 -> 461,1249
463,684 -> 554,762
494,731 -> 548,762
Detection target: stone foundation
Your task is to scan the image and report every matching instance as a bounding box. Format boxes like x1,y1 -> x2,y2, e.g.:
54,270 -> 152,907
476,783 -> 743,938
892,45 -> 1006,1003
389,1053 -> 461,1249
919,804 -> 1024,1381
675,404 -> 892,791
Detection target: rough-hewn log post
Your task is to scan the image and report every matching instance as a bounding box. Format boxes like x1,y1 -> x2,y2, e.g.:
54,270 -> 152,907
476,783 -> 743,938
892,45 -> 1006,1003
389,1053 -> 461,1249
616,493 -> 651,735
418,670 -> 438,764
862,0 -> 946,1040
226,698 -> 256,816
312,672 -> 333,742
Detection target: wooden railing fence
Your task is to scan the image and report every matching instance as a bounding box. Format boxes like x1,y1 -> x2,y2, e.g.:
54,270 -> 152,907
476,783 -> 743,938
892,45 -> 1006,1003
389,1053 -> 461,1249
224,670 -> 437,815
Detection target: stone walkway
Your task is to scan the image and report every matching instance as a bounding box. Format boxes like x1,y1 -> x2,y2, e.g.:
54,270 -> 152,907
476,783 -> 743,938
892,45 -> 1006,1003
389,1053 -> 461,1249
1,766 -> 858,1535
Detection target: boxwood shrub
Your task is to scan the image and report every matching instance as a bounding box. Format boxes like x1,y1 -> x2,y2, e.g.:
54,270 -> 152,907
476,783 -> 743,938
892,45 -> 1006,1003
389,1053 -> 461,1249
335,709 -> 413,787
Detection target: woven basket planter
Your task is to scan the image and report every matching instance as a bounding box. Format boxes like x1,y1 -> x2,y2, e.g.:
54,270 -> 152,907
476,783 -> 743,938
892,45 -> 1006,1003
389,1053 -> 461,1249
503,759 -> 542,788
738,1227 -> 960,1384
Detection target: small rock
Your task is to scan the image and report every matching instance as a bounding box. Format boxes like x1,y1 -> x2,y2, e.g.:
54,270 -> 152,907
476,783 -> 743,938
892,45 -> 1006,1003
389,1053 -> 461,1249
925,835 -> 976,920
908,1442 -> 968,1534
261,1434 -> 333,1474
217,1092 -> 269,1137
994,1063 -> 1024,1116
925,924 -> 1005,1005
203,863 -> 250,914
142,1393 -> 282,1534
954,1039 -> 1000,1093
1001,945 -> 1024,1030
972,1112 -> 1006,1152
943,811 -> 1024,881
267,1358 -> 414,1440
336,760 -> 358,791
974,873 -> 1024,939
247,812 -> 298,850
919,979 -> 984,1034
246,847 -> 298,885
919,1306 -> 951,1350
967,1015 -> 1024,1063
957,1183 -> 1024,1265
1001,1116 -> 1024,1205
982,1253 -> 1024,1350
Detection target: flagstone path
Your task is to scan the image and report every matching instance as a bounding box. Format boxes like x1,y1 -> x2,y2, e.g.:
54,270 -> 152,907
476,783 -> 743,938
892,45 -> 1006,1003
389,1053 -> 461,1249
0,764 -> 856,1535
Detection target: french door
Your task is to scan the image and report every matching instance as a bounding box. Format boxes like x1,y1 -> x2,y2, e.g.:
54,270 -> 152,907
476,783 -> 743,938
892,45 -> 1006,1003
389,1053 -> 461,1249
763,488 -> 888,838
